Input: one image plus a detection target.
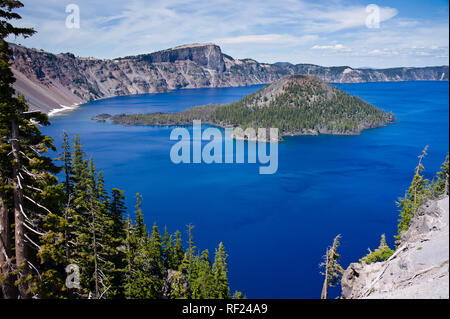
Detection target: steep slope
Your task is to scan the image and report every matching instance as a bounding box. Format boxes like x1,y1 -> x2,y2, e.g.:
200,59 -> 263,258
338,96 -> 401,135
211,75 -> 395,135
9,43 -> 449,114
104,74 -> 395,139
341,195 -> 449,299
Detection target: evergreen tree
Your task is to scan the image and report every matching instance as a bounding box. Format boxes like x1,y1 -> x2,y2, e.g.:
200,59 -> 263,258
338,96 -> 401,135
396,146 -> 429,237
69,138 -> 92,298
320,235 -> 344,299
212,242 -> 230,299
162,226 -> 173,269
124,194 -> 154,298
123,214 -> 135,298
433,154 -> 449,196
107,188 -> 127,298
56,131 -> 73,265
134,193 -> 146,240
147,223 -> 164,298
172,230 -> 185,269
359,234 -> 394,264
0,0 -> 64,298
195,249 -> 215,298
110,189 -> 126,238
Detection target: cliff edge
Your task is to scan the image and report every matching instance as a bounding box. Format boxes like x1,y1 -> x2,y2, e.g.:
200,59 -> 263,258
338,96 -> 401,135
9,43 -> 449,115
341,195 -> 449,299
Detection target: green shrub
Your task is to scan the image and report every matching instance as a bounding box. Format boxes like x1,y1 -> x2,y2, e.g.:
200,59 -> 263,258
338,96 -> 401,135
359,234 -> 394,264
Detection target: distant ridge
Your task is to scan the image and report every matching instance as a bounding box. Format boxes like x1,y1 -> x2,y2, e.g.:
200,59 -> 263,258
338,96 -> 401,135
9,42 -> 449,114
274,62 -> 293,67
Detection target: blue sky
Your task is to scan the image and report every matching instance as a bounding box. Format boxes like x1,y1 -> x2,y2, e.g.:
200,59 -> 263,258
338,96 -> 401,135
7,0 -> 449,68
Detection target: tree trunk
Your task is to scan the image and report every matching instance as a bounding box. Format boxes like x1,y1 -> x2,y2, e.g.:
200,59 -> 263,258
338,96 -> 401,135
0,194 -> 18,298
11,119 -> 30,299
321,248 -> 328,299
64,151 -> 71,263
91,209 -> 99,299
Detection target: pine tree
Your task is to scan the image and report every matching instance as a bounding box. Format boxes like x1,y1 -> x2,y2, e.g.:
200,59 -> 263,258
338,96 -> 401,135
396,146 -> 429,237
107,188 -> 126,298
359,234 -> 394,264
0,0 -> 64,298
147,223 -> 164,298
434,154 -> 449,196
93,168 -> 119,298
172,230 -> 184,269
162,226 -> 173,269
190,255 -> 201,298
110,189 -> 126,238
212,242 -> 230,299
56,131 -> 73,264
123,214 -> 135,298
184,223 -> 199,295
86,158 -> 101,298
410,146 -> 429,206
195,249 -> 215,298
69,138 -> 92,298
124,195 -> 158,298
134,193 -> 146,240
320,235 -> 344,299
186,224 -> 196,262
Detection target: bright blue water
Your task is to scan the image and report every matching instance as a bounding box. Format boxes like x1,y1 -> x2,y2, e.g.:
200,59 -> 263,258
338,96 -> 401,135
42,81 -> 449,299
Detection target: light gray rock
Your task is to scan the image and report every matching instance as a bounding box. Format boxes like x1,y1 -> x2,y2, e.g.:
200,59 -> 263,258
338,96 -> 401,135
341,195 -> 449,299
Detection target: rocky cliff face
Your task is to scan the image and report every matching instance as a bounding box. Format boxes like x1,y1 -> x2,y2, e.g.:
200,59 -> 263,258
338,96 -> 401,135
138,43 -> 226,72
9,43 -> 449,114
341,195 -> 449,299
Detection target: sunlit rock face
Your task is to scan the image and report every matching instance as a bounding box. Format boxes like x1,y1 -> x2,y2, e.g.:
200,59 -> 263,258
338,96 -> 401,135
9,42 -> 449,114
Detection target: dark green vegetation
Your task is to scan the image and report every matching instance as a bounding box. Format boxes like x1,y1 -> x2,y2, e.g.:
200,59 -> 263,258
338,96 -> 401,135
106,75 -> 395,137
395,148 -> 449,238
0,1 -> 239,299
359,234 -> 395,265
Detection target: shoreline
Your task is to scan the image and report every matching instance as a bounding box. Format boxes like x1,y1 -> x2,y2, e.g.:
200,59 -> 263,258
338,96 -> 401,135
47,103 -> 81,117
93,113 -> 394,142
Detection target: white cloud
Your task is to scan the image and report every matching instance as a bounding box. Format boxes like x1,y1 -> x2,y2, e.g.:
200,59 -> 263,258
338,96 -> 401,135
299,5 -> 398,33
311,44 -> 349,51
6,0 -> 449,68
367,49 -> 399,56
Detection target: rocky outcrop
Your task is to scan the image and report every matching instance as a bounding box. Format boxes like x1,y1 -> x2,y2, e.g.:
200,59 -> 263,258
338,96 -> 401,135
9,43 -> 449,114
138,43 -> 226,72
341,195 -> 449,299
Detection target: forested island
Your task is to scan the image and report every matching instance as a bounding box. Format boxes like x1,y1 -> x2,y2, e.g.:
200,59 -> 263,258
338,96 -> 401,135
96,75 -> 395,139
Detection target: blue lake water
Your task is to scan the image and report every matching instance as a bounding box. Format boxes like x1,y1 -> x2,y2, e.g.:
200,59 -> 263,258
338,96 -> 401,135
42,81 -> 449,299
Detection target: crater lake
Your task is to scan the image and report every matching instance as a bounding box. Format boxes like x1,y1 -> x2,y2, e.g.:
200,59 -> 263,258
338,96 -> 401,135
42,81 -> 449,298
